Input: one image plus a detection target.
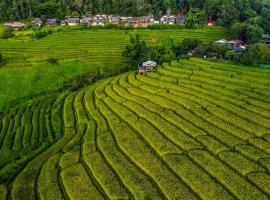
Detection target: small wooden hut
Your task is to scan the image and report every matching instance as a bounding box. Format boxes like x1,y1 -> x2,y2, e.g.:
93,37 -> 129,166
138,61 -> 157,75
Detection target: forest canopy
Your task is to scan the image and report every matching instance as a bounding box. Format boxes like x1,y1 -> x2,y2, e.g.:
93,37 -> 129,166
0,0 -> 269,22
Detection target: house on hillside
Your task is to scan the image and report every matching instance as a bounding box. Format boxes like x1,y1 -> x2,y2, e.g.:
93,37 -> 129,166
80,17 -> 92,26
120,17 -> 129,26
227,40 -> 244,48
46,19 -> 57,26
32,18 -> 42,27
232,46 -> 246,53
4,22 -> 25,30
61,20 -> 66,26
92,15 -> 105,26
215,39 -> 228,45
109,15 -> 120,24
175,15 -> 186,25
67,18 -> 80,26
131,17 -> 141,26
161,15 -> 175,24
138,61 -> 157,75
207,20 -> 215,26
262,34 -> 270,48
140,15 -> 154,26
215,39 -> 246,53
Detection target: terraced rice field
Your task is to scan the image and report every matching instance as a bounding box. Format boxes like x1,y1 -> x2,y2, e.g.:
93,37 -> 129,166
0,28 -> 227,110
0,28 -> 226,68
0,58 -> 270,199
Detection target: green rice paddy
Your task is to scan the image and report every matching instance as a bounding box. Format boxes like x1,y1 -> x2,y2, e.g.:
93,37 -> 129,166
0,58 -> 269,200
0,28 -> 227,110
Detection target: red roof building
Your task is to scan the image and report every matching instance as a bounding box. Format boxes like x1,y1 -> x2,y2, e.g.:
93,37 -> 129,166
207,20 -> 215,26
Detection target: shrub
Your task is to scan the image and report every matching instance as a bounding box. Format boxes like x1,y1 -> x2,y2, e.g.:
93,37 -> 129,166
32,28 -> 53,39
241,43 -> 270,65
245,25 -> 263,44
1,28 -> 13,38
178,38 -> 202,54
46,57 -> 58,64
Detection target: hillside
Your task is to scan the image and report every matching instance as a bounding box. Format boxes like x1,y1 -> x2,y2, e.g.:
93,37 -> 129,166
0,28 -> 227,110
0,58 -> 270,199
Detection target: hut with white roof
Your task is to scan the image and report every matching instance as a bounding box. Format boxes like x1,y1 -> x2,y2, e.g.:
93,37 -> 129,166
138,61 -> 157,75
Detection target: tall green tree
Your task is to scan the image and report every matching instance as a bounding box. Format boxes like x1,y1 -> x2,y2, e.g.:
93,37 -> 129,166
260,7 -> 270,33
245,24 -> 263,44
122,34 -> 149,69
186,8 -> 206,28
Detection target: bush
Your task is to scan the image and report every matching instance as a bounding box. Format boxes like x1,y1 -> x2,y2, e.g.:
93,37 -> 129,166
240,43 -> 270,65
1,28 -> 13,38
32,28 -> 53,39
46,57 -> 58,64
245,25 -> 263,44
179,38 -> 202,54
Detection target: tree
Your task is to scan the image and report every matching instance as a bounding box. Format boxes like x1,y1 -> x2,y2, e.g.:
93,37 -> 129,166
158,37 -> 177,64
204,0 -> 221,20
122,34 -> 149,69
186,8 -> 207,28
240,8 -> 257,21
245,24 -> 263,44
178,38 -> 201,54
260,7 -> 270,33
230,22 -> 245,40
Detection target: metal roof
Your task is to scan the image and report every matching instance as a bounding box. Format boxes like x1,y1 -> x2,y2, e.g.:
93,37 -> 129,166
142,61 -> 157,67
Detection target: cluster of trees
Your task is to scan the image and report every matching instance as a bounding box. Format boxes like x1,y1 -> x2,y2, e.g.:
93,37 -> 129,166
123,34 -> 270,68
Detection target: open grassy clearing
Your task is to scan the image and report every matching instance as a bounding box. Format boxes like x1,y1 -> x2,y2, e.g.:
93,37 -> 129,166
0,28 -> 227,110
0,58 -> 269,199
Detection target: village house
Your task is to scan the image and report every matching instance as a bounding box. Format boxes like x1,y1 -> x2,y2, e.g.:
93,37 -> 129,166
66,18 -> 80,26
215,39 -> 229,45
130,17 -> 140,26
161,15 -> 175,24
4,22 -> 25,30
109,15 -> 120,24
139,15 -> 154,26
227,40 -> 244,48
46,19 -> 57,26
120,17 -> 128,25
138,61 -> 157,75
207,20 -> 215,26
127,17 -> 135,25
215,39 -> 246,52
92,15 -> 105,26
175,15 -> 186,25
31,18 -> 42,27
262,34 -> 270,48
80,17 -> 92,26
60,20 -> 66,26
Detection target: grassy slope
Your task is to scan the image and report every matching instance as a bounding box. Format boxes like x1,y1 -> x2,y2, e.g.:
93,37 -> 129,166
0,27 -> 227,110
0,58 -> 269,199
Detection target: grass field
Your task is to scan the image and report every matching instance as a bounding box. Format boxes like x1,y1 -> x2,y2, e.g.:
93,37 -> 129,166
0,58 -> 269,199
0,27 -> 227,110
